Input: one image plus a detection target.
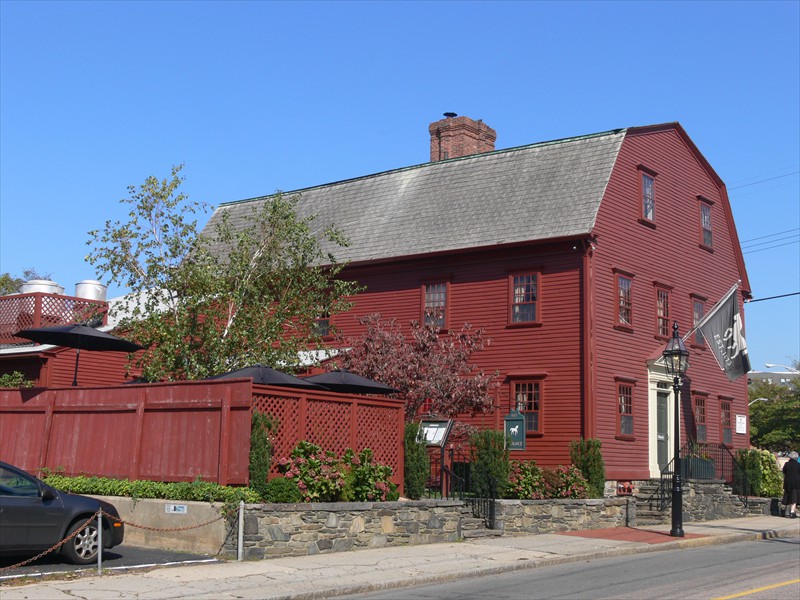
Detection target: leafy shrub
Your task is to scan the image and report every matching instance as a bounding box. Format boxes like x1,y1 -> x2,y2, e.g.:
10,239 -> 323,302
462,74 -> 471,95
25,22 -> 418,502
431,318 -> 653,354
507,460 -> 546,499
249,411 -> 277,499
262,477 -> 302,503
277,441 -> 398,502
543,465 -> 590,499
470,429 -> 509,498
569,438 -> 605,498
404,422 -> 429,499
737,448 -> 783,497
42,474 -> 262,503
506,461 -> 589,499
342,448 -> 399,502
0,371 -> 34,388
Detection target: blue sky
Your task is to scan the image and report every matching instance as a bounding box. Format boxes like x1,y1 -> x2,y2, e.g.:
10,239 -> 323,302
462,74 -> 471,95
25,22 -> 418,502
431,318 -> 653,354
1,0 -> 798,371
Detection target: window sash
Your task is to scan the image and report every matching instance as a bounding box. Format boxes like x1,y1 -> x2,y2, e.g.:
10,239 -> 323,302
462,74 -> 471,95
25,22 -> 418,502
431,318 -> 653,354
693,300 -> 705,345
694,396 -> 707,443
657,289 -> 670,337
701,203 -> 713,247
424,283 -> 447,328
511,273 -> 538,323
642,173 -> 655,221
617,276 -> 632,325
618,384 -> 634,436
515,382 -> 540,433
720,401 -> 732,445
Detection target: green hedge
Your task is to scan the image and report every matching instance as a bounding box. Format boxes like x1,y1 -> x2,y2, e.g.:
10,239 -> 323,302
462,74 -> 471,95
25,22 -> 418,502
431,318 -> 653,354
42,474 -> 263,504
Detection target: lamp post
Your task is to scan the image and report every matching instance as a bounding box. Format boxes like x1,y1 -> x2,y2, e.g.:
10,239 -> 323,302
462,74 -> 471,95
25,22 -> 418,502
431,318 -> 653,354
662,321 -> 689,538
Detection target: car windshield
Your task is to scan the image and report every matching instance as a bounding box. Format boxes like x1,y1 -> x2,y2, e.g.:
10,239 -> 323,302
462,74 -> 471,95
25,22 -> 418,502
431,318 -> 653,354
0,465 -> 40,497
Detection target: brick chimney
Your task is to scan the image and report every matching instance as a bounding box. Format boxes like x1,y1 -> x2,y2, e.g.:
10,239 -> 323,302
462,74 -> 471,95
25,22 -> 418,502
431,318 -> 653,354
429,112 -> 496,162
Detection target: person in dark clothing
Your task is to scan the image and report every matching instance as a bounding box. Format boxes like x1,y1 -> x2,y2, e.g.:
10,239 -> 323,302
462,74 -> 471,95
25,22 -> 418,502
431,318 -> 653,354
782,451 -> 800,518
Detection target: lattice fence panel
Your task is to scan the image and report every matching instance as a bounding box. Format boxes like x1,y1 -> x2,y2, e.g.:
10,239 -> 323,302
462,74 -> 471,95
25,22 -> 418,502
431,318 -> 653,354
306,399 -> 350,456
0,296 -> 34,342
357,404 -> 401,474
252,393 -> 298,474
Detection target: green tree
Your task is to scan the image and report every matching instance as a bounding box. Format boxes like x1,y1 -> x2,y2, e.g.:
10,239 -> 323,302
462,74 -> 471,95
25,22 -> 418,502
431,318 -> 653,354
86,164 -> 360,381
748,380 -> 800,452
0,268 -> 52,295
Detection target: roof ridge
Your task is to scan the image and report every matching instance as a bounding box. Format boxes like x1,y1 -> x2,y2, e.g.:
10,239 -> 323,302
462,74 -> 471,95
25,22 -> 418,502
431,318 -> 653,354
219,127 -> 628,207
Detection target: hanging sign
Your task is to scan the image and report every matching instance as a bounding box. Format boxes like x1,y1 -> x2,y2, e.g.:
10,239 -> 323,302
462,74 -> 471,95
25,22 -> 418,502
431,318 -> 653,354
504,410 -> 526,451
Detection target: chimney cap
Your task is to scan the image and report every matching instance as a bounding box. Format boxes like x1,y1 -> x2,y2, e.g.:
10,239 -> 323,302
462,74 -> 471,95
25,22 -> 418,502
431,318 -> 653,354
443,112 -> 458,118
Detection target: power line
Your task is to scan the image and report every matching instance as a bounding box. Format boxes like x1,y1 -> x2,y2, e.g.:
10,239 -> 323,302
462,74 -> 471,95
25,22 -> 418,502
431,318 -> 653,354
728,170 -> 799,190
740,228 -> 799,245
741,233 -> 800,250
746,292 -> 800,303
742,240 -> 800,254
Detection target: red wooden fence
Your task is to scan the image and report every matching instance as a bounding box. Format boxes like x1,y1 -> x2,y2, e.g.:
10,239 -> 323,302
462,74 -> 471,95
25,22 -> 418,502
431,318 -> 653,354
0,380 -> 406,492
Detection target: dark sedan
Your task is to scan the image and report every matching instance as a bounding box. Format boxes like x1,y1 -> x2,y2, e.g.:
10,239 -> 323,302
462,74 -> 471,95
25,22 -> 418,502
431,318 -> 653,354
0,461 -> 124,564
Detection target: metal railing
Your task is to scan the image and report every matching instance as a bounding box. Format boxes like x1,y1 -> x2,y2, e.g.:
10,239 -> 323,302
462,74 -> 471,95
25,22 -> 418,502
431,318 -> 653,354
426,449 -> 497,529
659,442 -> 751,510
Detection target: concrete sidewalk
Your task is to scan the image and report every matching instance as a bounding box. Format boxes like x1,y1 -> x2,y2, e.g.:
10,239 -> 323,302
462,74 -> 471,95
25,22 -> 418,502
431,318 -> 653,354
2,515 -> 798,600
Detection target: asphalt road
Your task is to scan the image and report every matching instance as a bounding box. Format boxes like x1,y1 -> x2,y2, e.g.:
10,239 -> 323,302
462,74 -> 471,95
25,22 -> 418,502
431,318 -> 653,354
341,534 -> 800,600
0,545 -> 218,581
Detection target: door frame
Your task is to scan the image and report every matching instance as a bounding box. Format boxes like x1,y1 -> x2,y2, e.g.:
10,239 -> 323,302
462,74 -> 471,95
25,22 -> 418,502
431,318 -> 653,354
647,362 -> 675,479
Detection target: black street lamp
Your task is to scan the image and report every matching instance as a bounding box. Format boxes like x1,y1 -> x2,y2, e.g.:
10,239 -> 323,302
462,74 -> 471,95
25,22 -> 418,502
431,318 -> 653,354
662,321 -> 689,538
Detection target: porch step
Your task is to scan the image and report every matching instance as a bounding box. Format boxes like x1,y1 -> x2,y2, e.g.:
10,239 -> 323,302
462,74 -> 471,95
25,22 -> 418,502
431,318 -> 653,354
459,516 -> 502,538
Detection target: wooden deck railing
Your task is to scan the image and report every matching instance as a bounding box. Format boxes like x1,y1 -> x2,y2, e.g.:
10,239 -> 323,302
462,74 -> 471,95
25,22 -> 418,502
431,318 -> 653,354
0,293 -> 107,344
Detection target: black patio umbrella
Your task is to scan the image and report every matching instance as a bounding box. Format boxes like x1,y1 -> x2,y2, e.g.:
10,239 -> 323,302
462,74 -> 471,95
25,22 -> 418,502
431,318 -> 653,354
14,324 -> 144,387
210,364 -> 329,390
303,369 -> 400,395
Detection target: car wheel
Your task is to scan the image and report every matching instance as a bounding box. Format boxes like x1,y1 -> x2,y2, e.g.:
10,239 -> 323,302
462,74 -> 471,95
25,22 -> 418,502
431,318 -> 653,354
62,519 -> 100,565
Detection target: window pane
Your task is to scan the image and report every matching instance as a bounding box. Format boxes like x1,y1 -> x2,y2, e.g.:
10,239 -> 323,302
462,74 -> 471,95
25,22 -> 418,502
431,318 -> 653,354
515,382 -> 540,432
618,384 -> 633,436
701,204 -> 712,247
642,174 -> 655,221
693,300 -> 705,344
657,289 -> 670,336
425,283 -> 447,327
618,277 -> 632,325
511,274 -> 537,323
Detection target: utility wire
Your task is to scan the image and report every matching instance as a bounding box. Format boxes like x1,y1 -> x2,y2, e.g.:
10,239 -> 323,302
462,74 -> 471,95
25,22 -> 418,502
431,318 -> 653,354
746,292 -> 800,303
728,170 -> 799,190
740,228 -> 799,245
743,240 -> 799,254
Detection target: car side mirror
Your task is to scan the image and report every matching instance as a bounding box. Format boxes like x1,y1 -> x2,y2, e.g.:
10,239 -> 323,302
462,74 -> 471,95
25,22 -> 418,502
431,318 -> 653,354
40,486 -> 56,501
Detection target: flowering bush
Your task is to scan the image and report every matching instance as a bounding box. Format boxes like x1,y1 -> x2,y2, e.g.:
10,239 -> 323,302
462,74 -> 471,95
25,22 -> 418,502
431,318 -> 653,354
505,461 -> 590,500
277,442 -> 398,503
507,460 -> 547,499
342,448 -> 398,502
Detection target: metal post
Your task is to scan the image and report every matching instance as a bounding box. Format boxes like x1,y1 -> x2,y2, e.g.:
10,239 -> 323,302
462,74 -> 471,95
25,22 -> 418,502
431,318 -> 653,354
237,500 -> 244,561
97,509 -> 103,575
670,375 -> 684,537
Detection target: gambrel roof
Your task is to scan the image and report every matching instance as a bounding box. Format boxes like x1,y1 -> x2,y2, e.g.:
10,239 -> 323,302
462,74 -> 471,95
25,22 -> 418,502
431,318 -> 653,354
204,128 -> 628,265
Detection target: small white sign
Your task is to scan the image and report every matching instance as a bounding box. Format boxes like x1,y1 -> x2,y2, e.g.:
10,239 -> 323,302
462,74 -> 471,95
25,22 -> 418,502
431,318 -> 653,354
735,414 -> 747,434
165,504 -> 188,515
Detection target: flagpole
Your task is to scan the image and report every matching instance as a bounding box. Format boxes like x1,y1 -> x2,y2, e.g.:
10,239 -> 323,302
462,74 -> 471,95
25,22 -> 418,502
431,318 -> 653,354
682,281 -> 741,342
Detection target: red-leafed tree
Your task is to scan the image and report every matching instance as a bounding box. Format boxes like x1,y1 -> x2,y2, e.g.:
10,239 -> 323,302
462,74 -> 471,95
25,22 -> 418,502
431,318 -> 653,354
335,313 -> 497,421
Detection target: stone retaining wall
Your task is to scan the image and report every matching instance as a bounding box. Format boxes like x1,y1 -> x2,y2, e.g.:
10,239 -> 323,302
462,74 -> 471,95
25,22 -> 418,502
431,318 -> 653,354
495,498 -> 633,534
681,480 -> 771,521
224,497 -> 634,560
226,500 -> 471,560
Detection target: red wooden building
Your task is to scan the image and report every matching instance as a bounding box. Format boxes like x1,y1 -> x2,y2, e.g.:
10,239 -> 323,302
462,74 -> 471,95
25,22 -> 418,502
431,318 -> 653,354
203,115 -> 752,482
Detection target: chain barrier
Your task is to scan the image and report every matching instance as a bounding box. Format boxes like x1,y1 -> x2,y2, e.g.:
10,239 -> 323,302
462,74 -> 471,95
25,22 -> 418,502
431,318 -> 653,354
102,509 -> 226,532
0,513 -> 96,572
0,508 -> 227,574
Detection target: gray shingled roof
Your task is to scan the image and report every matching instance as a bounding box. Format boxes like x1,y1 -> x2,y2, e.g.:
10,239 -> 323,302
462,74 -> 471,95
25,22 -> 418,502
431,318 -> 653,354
203,128 -> 627,265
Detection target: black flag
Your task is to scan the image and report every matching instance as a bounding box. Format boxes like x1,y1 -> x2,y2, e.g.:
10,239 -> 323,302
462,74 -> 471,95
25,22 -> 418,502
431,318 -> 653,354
697,286 -> 751,381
